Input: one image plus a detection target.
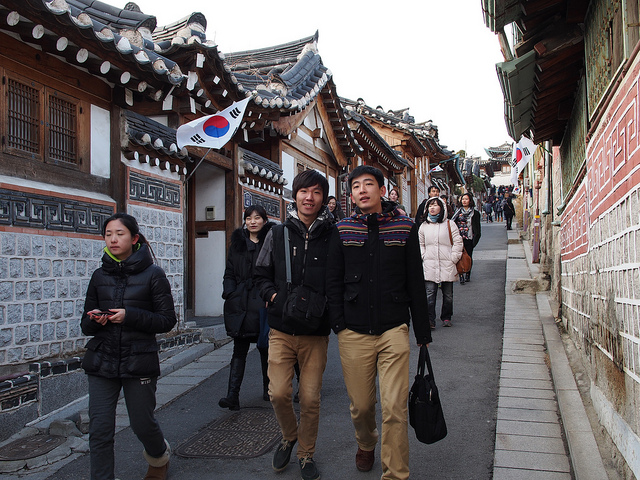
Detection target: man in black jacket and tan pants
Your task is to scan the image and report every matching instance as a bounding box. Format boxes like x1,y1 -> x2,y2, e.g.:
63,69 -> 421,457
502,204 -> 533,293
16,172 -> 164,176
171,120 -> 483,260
255,170 -> 334,480
326,165 -> 431,480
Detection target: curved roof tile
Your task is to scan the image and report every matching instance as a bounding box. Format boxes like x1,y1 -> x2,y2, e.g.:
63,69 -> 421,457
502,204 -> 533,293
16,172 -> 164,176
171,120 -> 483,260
124,110 -> 189,161
223,32 -> 328,111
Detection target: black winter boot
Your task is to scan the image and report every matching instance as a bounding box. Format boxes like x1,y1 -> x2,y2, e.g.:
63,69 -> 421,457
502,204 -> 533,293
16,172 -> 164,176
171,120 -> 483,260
258,347 -> 269,401
459,274 -> 465,285
219,356 -> 246,410
465,271 -> 471,282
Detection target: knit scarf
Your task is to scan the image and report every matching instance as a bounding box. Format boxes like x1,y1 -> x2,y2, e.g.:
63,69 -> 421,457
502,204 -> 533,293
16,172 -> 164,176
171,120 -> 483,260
456,207 -> 473,239
337,210 -> 413,246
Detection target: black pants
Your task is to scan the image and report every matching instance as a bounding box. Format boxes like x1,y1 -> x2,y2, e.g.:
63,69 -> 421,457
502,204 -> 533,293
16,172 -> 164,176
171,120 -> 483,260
505,215 -> 513,229
88,375 -> 166,480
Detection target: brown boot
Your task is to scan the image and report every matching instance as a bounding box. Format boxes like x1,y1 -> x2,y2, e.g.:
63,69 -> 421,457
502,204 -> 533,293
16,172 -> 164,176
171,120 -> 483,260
144,462 -> 169,480
355,447 -> 374,472
143,439 -> 170,480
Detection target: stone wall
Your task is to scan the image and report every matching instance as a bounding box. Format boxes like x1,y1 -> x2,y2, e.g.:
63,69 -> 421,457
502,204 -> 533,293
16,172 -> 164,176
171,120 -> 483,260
0,232 -> 104,365
128,204 -> 185,326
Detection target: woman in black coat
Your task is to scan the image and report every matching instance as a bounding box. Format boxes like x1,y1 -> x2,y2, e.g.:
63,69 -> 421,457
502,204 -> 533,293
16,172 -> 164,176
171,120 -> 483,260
81,213 -> 176,480
453,193 -> 482,284
219,205 -> 275,410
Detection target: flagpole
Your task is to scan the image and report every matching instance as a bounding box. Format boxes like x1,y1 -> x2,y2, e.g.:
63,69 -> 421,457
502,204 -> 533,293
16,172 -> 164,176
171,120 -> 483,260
183,148 -> 212,184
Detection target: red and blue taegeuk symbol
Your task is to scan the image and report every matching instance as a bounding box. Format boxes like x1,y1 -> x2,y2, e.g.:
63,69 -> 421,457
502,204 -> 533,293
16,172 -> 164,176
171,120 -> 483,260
203,116 -> 230,138
515,148 -> 523,162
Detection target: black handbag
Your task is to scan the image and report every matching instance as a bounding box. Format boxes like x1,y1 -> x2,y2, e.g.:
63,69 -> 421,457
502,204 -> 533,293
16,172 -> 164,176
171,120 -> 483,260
281,226 -> 326,334
409,345 -> 447,444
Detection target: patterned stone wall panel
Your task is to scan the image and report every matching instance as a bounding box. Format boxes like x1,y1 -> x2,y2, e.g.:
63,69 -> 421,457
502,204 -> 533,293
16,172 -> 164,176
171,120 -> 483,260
242,189 -> 281,219
0,232 -> 104,365
0,189 -> 113,235
128,204 -> 184,327
129,171 -> 182,210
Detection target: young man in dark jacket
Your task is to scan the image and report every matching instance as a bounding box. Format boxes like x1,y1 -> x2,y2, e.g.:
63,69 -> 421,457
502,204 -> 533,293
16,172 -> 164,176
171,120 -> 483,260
255,170 -> 333,480
326,165 -> 431,480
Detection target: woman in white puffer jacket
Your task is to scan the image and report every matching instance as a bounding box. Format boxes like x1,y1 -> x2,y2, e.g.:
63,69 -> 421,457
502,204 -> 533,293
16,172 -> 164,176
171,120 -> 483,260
418,196 -> 463,328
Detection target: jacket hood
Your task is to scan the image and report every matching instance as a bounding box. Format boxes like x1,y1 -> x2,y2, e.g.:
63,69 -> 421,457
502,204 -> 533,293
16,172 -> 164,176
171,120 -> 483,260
424,197 -> 447,223
102,242 -> 154,275
286,202 -> 333,236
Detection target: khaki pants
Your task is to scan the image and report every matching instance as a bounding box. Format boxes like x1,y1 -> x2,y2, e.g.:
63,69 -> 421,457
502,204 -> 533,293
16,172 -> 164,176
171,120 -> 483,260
338,324 -> 410,480
268,328 -> 329,458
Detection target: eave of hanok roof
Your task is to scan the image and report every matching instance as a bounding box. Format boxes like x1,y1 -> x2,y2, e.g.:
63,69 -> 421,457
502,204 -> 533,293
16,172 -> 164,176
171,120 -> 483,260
345,112 -> 408,172
239,147 -> 287,194
342,98 -> 444,159
0,0 -> 219,106
123,110 -> 190,174
487,0 -> 588,145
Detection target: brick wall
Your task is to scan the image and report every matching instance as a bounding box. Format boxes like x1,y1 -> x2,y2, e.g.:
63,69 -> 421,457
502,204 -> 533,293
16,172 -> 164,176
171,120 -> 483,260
560,49 -> 640,446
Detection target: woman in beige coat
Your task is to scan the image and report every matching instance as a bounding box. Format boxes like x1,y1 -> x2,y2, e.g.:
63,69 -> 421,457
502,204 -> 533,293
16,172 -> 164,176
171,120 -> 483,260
418,197 -> 463,328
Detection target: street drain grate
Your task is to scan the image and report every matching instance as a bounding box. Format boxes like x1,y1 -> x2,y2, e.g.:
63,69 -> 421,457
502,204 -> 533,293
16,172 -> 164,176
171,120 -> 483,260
0,435 -> 66,460
175,408 -> 281,459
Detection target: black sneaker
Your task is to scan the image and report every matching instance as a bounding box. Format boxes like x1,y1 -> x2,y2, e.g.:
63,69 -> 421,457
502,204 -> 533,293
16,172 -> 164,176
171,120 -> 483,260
272,438 -> 296,472
299,455 -> 320,480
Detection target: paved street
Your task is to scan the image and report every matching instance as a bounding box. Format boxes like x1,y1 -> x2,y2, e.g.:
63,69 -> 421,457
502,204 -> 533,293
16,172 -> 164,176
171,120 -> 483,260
41,222 -> 508,480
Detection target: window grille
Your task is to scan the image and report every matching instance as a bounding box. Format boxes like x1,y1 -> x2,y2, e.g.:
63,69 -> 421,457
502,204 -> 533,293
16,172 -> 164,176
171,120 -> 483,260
48,94 -> 77,164
7,78 -> 40,154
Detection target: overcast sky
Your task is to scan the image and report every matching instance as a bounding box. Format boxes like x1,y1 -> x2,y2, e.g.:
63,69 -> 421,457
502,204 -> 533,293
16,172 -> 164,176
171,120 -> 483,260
132,0 -> 512,158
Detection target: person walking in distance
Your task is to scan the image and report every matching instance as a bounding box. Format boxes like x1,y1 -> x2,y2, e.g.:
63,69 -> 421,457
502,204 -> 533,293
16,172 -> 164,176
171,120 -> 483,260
255,170 -> 334,480
503,192 -> 516,230
219,205 -> 275,410
81,213 -> 176,480
419,197 -> 463,328
452,193 -> 481,284
327,165 -> 431,480
414,184 -> 442,224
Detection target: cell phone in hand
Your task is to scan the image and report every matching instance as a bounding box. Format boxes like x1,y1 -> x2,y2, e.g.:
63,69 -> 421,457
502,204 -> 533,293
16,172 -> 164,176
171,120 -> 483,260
91,310 -> 115,316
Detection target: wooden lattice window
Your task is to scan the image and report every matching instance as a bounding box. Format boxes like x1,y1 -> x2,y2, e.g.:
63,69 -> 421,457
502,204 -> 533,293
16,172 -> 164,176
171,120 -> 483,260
47,92 -> 77,165
2,69 -> 83,169
6,76 -> 41,155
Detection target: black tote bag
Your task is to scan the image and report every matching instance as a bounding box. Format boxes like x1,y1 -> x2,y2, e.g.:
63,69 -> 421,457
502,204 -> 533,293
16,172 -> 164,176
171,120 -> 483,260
409,345 -> 447,444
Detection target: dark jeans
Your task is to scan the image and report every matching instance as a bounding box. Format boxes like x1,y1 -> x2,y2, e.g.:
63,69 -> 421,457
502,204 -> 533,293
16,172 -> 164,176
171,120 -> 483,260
425,281 -> 453,324
505,215 -> 513,229
88,375 -> 166,480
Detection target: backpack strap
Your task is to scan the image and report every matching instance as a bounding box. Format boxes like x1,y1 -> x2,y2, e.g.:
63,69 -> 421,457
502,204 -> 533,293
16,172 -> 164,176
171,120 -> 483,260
446,221 -> 453,246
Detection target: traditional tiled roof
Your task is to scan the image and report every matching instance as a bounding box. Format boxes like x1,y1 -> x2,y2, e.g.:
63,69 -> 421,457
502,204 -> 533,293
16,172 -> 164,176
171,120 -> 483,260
224,32 -> 330,111
345,112 -> 408,171
239,148 -> 286,185
123,110 -> 189,161
0,0 -> 220,99
341,97 -> 455,161
484,142 -> 512,162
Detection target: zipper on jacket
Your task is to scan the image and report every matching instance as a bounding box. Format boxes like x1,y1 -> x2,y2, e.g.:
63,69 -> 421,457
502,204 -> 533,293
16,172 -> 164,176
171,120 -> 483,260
301,232 -> 309,280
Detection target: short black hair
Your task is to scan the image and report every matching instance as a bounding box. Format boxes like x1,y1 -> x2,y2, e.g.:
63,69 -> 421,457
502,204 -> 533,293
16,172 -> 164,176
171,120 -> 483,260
428,185 -> 440,195
292,169 -> 329,204
348,165 -> 384,190
243,204 -> 268,222
460,193 -> 475,208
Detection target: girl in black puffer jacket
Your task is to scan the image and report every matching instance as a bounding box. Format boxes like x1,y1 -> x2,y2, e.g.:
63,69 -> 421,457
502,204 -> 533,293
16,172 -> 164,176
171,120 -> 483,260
81,213 -> 176,480
219,205 -> 275,410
